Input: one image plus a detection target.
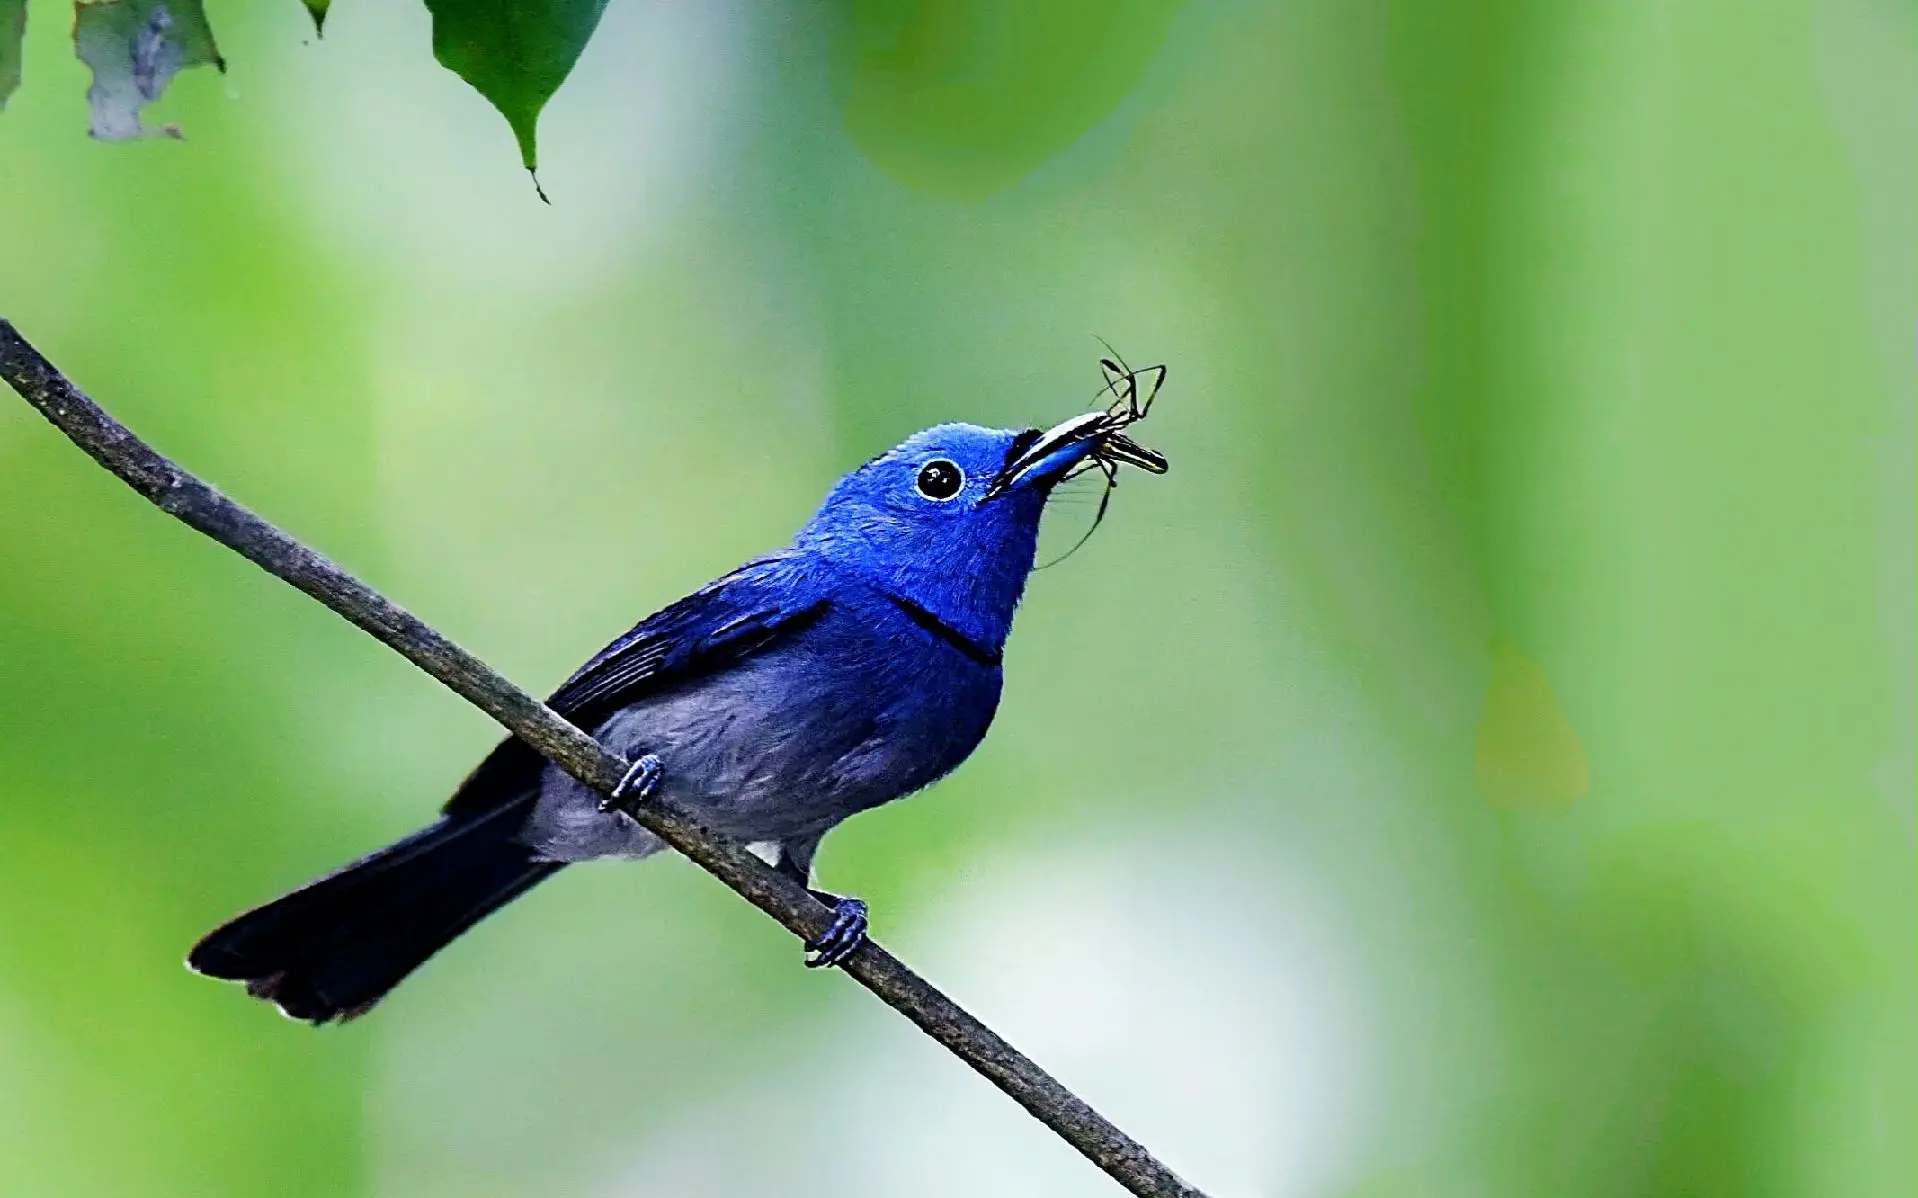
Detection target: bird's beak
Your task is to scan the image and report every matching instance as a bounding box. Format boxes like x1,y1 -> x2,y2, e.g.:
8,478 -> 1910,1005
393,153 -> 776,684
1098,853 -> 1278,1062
985,412 -> 1109,499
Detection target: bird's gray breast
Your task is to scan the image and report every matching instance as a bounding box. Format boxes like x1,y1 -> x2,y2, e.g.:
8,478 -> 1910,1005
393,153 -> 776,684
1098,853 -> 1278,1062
521,601 -> 1002,862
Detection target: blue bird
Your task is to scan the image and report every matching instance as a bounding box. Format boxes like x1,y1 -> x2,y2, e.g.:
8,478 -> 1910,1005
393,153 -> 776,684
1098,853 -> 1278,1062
189,405 -> 1166,1022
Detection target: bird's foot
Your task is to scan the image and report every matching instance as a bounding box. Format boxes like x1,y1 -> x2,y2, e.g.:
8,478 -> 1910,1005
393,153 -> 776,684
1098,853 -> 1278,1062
804,892 -> 869,969
599,753 -> 662,817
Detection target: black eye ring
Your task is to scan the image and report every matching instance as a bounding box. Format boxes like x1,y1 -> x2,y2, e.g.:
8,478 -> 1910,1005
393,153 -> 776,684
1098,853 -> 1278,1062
915,459 -> 965,501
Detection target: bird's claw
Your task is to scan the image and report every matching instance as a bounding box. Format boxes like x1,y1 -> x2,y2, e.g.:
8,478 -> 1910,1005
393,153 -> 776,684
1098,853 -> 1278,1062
804,894 -> 869,969
599,753 -> 662,817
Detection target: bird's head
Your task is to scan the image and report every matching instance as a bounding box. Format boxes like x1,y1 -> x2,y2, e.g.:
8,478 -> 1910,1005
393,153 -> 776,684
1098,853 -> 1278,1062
793,417 -> 1117,654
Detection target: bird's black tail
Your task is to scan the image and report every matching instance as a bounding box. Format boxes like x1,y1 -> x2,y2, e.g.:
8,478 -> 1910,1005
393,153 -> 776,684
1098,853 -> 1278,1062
188,793 -> 562,1023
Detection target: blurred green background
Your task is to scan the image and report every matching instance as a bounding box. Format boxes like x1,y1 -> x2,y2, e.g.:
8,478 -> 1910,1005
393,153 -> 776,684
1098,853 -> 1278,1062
1,1 -> 1912,1195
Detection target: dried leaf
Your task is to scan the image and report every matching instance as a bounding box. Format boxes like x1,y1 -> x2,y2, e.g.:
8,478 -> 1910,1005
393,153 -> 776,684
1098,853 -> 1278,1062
0,0 -> 24,113
73,0 -> 223,140
424,0 -> 610,173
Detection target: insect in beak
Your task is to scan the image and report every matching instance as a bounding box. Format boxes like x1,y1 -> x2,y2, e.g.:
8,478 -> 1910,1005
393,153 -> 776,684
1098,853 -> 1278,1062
987,352 -> 1170,502
1006,346 -> 1171,568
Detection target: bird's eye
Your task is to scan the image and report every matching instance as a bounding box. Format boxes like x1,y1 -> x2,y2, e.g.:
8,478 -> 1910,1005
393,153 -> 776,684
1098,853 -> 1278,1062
915,459 -> 965,501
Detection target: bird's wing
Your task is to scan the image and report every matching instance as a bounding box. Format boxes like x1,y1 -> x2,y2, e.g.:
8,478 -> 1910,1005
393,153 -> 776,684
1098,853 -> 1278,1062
441,554 -> 831,817
545,556 -> 831,726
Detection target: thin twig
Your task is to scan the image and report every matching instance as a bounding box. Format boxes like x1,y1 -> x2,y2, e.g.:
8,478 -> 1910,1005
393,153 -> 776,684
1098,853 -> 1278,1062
0,319 -> 1204,1198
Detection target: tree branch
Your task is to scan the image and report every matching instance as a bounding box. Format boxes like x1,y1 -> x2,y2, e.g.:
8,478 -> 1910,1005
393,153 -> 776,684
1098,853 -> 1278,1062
0,319 -> 1203,1198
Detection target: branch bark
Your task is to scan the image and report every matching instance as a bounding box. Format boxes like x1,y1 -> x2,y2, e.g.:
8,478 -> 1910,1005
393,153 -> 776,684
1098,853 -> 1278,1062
0,319 -> 1204,1198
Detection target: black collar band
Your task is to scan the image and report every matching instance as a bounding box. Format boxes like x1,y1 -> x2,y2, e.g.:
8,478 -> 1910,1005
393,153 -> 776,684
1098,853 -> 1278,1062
877,591 -> 1003,667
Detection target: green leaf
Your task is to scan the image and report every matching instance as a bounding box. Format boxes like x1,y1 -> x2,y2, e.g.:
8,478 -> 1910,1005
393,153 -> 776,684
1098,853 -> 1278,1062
72,0 -> 224,140
0,0 -> 24,112
837,0 -> 1186,199
303,0 -> 329,35
424,0 -> 611,174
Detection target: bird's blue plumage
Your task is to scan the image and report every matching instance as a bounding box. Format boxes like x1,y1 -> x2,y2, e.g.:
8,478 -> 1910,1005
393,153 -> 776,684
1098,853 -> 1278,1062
190,418 -> 1110,1021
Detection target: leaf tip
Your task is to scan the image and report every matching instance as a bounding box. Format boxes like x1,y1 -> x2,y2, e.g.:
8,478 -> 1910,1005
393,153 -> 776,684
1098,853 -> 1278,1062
529,168 -> 550,205
423,0 -> 607,186
509,115 -> 539,175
